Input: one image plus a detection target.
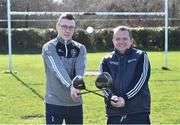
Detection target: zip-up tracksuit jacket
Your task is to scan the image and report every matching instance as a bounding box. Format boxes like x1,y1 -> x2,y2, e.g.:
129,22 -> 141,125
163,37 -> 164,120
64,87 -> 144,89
100,47 -> 151,116
42,36 -> 86,106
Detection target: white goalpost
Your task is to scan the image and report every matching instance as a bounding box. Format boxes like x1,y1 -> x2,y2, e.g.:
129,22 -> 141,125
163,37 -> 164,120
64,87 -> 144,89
6,0 -> 169,73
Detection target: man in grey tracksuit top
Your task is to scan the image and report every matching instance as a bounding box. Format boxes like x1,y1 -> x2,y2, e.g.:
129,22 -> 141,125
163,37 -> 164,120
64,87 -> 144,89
42,12 -> 86,124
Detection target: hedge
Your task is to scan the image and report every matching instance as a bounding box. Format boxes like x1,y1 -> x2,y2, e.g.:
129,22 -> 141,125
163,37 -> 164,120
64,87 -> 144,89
0,28 -> 179,53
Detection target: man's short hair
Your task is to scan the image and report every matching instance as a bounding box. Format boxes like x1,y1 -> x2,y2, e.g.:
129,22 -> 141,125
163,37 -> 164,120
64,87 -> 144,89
57,12 -> 75,25
113,26 -> 132,39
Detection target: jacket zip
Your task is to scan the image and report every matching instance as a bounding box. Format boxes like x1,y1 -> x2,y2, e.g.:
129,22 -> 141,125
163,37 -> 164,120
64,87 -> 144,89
121,56 -> 124,94
65,40 -> 68,58
118,55 -> 124,95
122,55 -> 125,94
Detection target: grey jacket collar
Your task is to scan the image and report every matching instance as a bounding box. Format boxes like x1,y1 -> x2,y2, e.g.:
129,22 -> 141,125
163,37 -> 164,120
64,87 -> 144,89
57,35 -> 72,45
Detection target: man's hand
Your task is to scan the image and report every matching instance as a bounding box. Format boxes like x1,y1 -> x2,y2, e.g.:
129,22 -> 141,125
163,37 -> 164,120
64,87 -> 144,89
70,85 -> 81,101
111,95 -> 125,108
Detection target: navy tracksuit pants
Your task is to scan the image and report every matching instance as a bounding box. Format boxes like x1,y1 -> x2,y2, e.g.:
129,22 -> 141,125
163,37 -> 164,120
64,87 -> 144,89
107,112 -> 150,124
45,103 -> 83,124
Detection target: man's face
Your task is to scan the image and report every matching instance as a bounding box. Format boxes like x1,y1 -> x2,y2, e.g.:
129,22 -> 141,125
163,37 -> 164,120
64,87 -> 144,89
112,30 -> 133,54
57,18 -> 75,40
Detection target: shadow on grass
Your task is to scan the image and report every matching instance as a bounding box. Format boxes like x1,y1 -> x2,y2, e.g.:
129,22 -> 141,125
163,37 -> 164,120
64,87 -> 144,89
11,73 -> 44,101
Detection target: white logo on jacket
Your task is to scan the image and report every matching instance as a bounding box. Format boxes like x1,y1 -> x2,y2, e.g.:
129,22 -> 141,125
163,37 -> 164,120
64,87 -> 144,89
71,49 -> 77,57
58,49 -> 64,53
110,61 -> 119,65
128,59 -> 137,63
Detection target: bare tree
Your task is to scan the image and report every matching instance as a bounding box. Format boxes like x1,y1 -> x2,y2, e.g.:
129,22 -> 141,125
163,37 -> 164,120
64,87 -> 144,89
1,0 -> 179,28
169,0 -> 180,27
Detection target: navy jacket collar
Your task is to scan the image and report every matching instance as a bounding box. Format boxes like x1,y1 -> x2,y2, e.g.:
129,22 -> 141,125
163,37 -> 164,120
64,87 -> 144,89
114,47 -> 133,56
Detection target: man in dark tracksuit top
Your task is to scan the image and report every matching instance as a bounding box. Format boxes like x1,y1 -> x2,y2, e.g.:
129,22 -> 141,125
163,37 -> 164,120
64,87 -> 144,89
100,26 -> 151,124
42,13 -> 86,124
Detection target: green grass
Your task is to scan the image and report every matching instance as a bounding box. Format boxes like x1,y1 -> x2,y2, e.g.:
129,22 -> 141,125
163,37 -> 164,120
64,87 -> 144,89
0,51 -> 180,124
86,52 -> 110,70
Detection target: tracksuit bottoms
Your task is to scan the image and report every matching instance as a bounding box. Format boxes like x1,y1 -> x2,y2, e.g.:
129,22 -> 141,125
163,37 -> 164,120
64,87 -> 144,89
45,103 -> 83,124
107,112 -> 150,124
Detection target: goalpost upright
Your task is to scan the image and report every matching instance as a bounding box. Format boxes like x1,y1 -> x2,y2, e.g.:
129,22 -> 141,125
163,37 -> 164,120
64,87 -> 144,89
7,0 -> 12,73
6,0 -> 169,73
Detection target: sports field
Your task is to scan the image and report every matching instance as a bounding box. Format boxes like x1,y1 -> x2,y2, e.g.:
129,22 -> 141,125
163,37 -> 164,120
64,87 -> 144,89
0,51 -> 180,124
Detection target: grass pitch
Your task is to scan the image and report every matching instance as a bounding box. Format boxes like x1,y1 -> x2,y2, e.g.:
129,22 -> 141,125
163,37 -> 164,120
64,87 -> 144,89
0,51 -> 180,124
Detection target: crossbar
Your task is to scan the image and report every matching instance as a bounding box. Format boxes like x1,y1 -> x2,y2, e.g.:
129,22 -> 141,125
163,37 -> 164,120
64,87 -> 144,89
6,0 -> 169,73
